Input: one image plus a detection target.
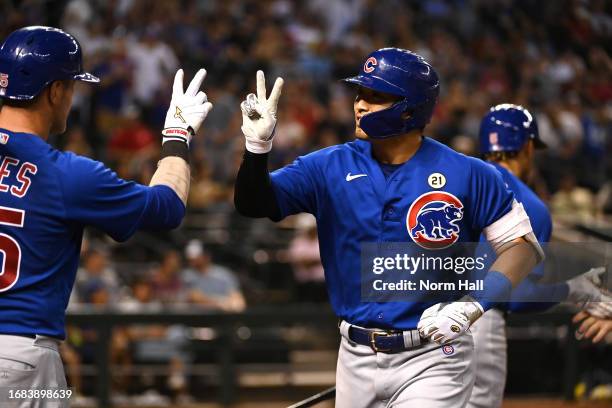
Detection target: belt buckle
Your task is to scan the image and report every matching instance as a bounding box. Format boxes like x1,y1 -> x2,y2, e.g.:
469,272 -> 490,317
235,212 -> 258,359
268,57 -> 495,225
369,330 -> 392,353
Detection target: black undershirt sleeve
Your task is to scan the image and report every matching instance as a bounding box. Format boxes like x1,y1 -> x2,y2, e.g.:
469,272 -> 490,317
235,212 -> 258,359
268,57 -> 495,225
234,150 -> 282,221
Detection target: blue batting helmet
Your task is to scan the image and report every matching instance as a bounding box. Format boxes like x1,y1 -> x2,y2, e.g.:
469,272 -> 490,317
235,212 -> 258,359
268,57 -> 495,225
342,47 -> 439,139
479,104 -> 545,154
0,26 -> 99,100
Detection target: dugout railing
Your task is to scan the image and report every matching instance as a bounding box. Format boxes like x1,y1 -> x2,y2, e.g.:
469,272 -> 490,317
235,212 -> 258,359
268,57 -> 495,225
66,306 -> 585,407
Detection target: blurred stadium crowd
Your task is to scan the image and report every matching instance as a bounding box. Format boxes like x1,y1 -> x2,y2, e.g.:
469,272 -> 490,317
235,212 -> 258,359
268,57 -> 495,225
0,0 -> 610,401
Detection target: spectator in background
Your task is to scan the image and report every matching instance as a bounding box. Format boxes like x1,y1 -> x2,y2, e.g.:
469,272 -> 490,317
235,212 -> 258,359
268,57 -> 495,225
182,240 -> 246,312
92,36 -> 133,114
75,246 -> 120,304
151,250 -> 186,305
71,275 -> 132,398
116,277 -> 191,403
107,104 -> 157,162
288,214 -> 327,303
80,278 -> 110,307
124,324 -> 191,403
550,173 -> 596,222
59,341 -> 87,405
127,26 -> 178,108
92,35 -> 134,137
119,278 -> 163,312
187,160 -> 231,210
8,0 -> 603,212
62,125 -> 94,157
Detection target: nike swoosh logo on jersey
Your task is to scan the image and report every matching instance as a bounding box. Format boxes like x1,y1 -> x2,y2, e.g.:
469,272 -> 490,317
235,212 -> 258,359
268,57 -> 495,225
346,173 -> 367,181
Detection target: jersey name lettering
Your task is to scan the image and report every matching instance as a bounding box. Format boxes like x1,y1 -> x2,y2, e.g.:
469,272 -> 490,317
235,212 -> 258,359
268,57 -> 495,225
0,156 -> 37,198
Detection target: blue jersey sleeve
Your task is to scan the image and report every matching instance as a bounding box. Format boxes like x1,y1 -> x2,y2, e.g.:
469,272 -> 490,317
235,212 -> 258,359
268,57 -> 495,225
139,185 -> 185,231
504,276 -> 569,313
468,160 -> 515,232
59,154 -> 185,242
270,155 -> 320,218
538,214 -> 552,243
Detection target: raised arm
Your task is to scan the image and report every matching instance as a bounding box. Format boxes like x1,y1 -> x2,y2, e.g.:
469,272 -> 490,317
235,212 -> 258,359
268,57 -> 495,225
234,70 -> 284,220
150,68 -> 213,204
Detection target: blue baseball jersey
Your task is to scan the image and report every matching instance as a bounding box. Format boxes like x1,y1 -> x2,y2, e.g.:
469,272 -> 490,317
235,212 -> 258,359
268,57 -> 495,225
486,163 -> 551,252
481,163 -> 564,312
271,137 -> 515,329
476,163 -> 551,274
0,129 -> 184,338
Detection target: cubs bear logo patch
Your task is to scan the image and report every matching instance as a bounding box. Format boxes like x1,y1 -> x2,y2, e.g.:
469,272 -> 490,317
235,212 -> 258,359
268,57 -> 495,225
406,191 -> 464,249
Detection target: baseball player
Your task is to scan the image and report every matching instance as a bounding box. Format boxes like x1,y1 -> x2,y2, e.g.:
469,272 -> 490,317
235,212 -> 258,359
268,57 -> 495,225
468,104 -> 612,408
234,48 -> 545,407
0,26 -> 212,406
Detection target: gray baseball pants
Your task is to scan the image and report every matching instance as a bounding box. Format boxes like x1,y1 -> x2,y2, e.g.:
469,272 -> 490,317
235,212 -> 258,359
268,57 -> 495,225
335,321 -> 475,408
0,334 -> 68,408
466,309 -> 507,408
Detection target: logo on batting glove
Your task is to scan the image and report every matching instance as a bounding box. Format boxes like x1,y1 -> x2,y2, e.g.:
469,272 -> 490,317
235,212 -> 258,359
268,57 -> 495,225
162,127 -> 191,145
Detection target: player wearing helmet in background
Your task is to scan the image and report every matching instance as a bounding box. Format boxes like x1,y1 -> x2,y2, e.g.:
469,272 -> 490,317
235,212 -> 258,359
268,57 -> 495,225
468,104 -> 612,408
0,26 -> 212,406
233,48 -> 545,407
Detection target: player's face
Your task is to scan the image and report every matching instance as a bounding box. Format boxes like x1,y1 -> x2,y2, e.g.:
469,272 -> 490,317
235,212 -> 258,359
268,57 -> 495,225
353,87 -> 401,139
49,80 -> 75,136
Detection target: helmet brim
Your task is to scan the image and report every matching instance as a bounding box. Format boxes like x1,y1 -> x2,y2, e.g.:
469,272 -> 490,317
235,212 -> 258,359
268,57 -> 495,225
74,72 -> 100,83
342,75 -> 406,98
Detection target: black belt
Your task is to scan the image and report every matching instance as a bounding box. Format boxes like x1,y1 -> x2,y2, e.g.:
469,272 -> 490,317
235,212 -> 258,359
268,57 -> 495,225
348,325 -> 424,353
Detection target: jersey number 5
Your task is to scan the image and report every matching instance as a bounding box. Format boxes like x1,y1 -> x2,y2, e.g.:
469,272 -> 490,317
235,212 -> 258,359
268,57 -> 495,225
0,206 -> 23,293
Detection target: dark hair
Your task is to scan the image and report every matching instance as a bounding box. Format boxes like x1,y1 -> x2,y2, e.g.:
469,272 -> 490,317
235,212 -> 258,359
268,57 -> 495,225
0,80 -> 70,109
484,151 -> 520,162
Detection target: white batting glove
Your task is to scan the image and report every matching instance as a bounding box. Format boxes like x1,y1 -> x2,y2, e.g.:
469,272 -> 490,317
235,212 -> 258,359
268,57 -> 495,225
240,70 -> 284,154
567,267 -> 612,318
162,68 -> 213,147
585,300 -> 612,318
418,296 -> 484,344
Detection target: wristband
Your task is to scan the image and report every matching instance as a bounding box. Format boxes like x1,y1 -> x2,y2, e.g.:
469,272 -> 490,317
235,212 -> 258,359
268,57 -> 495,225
160,140 -> 189,163
472,271 -> 513,311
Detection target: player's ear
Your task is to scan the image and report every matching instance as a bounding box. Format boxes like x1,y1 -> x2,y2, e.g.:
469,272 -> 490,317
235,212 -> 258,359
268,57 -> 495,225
47,81 -> 63,106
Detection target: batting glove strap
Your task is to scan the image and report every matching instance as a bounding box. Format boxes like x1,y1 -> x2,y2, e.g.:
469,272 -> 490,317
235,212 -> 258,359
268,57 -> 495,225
162,127 -> 192,146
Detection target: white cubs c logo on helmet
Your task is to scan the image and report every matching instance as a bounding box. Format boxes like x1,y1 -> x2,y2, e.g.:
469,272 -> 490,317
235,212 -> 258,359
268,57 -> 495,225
363,57 -> 377,73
